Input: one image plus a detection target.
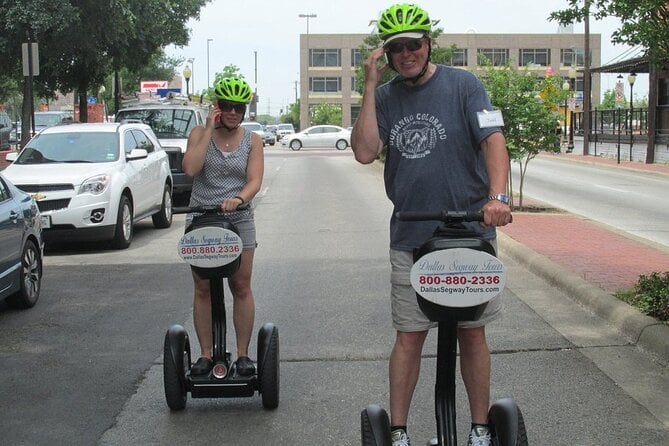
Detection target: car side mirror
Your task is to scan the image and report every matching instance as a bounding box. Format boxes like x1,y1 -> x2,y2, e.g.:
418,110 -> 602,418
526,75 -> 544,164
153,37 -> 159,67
126,148 -> 148,160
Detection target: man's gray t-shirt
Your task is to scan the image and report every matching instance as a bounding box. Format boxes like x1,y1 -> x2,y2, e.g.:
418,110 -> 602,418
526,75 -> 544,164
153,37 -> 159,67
376,64 -> 501,251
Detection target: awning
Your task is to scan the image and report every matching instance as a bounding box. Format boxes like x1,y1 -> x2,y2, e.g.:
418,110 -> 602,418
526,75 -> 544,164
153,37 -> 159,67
590,56 -> 650,73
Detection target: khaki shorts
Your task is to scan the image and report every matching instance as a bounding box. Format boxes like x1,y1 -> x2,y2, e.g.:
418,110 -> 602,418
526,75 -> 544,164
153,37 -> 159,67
390,245 -> 502,332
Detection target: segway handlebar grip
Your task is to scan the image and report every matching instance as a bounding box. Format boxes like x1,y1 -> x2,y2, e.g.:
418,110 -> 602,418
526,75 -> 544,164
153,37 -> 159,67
172,203 -> 251,215
395,210 -> 484,223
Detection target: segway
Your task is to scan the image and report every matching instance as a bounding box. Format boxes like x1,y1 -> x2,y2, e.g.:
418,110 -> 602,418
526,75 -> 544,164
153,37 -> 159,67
361,211 -> 527,446
163,205 -> 279,411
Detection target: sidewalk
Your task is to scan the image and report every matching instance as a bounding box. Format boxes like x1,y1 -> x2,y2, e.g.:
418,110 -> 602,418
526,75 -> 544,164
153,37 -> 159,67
498,151 -> 669,363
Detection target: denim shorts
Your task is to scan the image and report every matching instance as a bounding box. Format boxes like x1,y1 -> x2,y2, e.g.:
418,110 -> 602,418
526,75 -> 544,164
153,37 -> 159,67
389,244 -> 502,331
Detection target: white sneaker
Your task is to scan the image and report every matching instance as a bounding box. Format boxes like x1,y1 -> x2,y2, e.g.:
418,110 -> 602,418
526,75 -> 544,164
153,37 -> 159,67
391,428 -> 411,446
467,426 -> 491,446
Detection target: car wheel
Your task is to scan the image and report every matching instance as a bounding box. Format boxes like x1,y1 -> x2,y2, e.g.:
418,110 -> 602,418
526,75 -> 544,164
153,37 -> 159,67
335,139 -> 348,150
6,239 -> 42,309
289,139 -> 302,151
152,183 -> 173,229
112,195 -> 133,249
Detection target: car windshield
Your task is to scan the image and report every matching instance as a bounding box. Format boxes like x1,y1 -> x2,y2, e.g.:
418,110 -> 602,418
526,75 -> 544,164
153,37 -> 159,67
116,109 -> 196,138
241,123 -> 263,131
15,132 -> 119,164
278,124 -> 293,130
35,113 -> 68,127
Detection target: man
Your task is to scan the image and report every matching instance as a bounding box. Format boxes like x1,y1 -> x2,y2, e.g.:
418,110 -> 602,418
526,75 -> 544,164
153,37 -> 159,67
350,4 -> 512,446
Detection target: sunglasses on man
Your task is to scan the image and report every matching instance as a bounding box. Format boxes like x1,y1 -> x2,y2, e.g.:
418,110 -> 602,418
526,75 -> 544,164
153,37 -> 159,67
217,100 -> 247,114
384,39 -> 424,54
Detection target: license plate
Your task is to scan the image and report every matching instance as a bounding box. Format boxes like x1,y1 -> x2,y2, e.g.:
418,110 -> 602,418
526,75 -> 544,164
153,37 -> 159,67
40,215 -> 51,229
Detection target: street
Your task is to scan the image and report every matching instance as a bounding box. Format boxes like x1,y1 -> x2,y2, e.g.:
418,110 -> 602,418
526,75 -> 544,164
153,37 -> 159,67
0,147 -> 667,445
510,155 -> 669,248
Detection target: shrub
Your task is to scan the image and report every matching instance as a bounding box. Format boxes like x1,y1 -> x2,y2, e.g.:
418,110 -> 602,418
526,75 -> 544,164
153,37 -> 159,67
624,272 -> 669,322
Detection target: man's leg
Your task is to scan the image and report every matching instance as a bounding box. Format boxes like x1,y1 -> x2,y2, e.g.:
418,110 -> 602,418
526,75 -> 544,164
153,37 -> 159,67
457,325 -> 491,424
389,329 -> 428,426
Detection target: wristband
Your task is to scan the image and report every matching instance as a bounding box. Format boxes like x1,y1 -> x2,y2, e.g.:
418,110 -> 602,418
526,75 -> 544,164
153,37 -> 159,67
234,195 -> 245,204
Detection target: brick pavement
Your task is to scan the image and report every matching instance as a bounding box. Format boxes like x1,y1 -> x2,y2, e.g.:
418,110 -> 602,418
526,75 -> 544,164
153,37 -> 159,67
501,152 -> 669,293
500,213 -> 669,292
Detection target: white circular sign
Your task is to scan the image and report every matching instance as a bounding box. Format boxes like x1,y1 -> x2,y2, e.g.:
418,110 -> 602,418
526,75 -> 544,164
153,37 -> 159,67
410,248 -> 506,308
177,226 -> 242,268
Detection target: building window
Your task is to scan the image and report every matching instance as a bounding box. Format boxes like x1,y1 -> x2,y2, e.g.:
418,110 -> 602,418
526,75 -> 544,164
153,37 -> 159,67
519,48 -> 550,67
309,77 -> 342,93
477,48 -> 509,66
309,49 -> 341,67
351,48 -> 363,67
351,104 -> 360,124
561,48 -> 585,67
450,48 -> 468,67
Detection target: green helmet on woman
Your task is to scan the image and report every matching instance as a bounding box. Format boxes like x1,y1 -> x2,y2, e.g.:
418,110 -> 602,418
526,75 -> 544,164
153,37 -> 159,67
214,77 -> 253,104
377,3 -> 432,43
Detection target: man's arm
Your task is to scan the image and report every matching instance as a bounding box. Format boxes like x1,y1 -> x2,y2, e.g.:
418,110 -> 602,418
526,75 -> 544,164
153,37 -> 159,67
480,131 -> 512,227
351,48 -> 387,165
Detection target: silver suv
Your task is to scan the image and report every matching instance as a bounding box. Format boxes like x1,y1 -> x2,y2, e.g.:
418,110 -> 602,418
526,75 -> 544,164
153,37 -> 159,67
116,97 -> 208,202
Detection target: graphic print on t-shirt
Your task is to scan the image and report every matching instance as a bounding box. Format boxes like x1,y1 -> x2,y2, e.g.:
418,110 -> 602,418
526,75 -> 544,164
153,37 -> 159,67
389,113 -> 448,159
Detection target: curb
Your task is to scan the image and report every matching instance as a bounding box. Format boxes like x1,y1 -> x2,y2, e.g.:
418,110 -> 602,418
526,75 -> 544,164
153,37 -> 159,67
498,232 -> 669,363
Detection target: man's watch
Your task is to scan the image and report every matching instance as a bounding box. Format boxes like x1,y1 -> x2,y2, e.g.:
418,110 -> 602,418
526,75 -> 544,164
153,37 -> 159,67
488,193 -> 510,205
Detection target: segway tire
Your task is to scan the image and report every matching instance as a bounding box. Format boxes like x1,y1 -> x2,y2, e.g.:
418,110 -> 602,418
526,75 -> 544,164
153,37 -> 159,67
361,404 -> 391,446
163,327 -> 190,410
258,323 -> 280,409
488,398 -> 528,446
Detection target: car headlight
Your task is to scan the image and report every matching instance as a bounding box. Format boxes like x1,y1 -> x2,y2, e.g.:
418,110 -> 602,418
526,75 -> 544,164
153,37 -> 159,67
80,175 -> 110,195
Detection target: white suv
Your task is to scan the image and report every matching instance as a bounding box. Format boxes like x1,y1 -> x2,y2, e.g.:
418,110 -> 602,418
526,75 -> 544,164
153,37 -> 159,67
4,122 -> 173,249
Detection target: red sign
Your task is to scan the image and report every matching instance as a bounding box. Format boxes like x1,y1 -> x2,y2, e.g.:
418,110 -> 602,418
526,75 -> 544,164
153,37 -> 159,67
140,81 -> 169,92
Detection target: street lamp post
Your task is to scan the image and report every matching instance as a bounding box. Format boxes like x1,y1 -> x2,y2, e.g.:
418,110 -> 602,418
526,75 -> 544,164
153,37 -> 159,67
562,80 -> 570,150
182,65 -> 192,97
187,58 -> 195,94
567,66 -> 577,153
298,14 -> 316,130
206,38 -> 213,88
627,71 -> 637,161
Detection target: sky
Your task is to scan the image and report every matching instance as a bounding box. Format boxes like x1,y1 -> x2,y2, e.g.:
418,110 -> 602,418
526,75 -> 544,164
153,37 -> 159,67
166,0 -> 647,116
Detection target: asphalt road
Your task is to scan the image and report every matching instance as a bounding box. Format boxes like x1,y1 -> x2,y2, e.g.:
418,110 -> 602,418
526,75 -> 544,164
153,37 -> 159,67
510,155 -> 669,248
1,147 -> 667,445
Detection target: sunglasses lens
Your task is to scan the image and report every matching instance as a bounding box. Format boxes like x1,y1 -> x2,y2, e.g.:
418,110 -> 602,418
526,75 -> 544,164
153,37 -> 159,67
387,39 -> 422,54
218,101 -> 246,114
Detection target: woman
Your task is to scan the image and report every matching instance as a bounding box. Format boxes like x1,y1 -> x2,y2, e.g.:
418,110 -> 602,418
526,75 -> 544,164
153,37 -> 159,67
182,77 -> 264,376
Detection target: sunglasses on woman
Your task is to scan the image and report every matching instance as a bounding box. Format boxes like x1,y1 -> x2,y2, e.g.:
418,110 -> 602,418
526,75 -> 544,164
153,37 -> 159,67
217,100 -> 247,114
385,39 -> 424,54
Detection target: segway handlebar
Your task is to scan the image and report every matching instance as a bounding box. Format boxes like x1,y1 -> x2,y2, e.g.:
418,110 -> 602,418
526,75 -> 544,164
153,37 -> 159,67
173,203 -> 251,215
395,210 -> 484,223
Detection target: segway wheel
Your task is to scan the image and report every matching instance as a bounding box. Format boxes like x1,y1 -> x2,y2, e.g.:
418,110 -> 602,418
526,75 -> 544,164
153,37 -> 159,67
488,398 -> 528,446
258,323 -> 280,409
163,327 -> 190,410
361,404 -> 391,446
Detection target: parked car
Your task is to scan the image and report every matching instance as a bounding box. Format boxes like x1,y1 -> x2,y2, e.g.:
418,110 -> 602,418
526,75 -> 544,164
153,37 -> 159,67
115,98 -> 208,202
281,125 -> 351,151
9,121 -> 21,145
266,124 -> 278,138
276,123 -> 295,141
263,126 -> 276,146
0,172 -> 43,308
240,122 -> 266,145
3,121 -> 173,249
34,111 -> 73,133
0,112 -> 11,150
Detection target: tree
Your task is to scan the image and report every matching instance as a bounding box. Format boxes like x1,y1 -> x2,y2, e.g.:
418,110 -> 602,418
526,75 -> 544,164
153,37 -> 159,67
549,1 -> 669,67
0,0 -> 209,144
282,101 -> 300,130
479,61 -> 567,209
310,103 -> 342,126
